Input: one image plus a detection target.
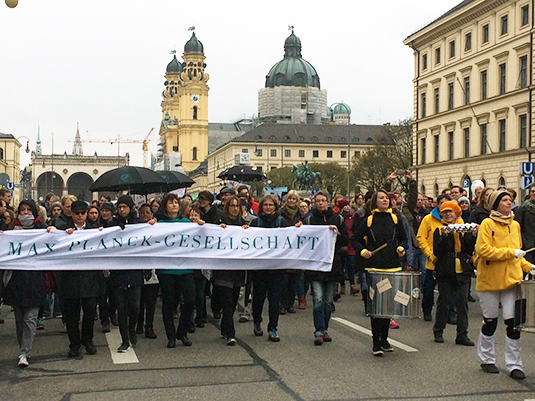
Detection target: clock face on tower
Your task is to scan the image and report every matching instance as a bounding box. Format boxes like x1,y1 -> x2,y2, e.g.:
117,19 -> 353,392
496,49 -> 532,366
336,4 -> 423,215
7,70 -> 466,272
191,94 -> 200,103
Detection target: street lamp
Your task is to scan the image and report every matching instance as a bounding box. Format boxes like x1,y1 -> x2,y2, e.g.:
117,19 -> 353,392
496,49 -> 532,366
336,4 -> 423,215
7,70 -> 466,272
5,0 -> 18,8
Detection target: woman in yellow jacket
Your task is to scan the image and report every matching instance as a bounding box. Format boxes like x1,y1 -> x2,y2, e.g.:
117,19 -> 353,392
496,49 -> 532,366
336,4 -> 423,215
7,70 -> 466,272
474,190 -> 534,380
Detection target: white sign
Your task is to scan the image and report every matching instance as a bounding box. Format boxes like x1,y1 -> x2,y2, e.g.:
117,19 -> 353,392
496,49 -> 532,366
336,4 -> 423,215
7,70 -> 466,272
6,182 -> 14,190
0,223 -> 336,271
234,153 -> 250,165
520,176 -> 534,190
520,162 -> 535,176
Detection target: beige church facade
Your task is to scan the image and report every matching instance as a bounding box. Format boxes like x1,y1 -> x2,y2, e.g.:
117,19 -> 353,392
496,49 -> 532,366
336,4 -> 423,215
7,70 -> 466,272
404,0 -> 534,198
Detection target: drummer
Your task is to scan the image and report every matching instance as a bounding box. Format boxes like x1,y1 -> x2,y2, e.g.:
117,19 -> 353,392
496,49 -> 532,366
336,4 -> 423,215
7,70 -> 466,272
351,190 -> 407,356
432,201 -> 475,346
474,190 -> 534,380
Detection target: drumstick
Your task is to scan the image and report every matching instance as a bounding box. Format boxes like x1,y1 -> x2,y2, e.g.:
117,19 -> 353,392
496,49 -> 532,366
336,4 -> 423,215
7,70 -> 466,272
371,243 -> 388,254
525,247 -> 535,254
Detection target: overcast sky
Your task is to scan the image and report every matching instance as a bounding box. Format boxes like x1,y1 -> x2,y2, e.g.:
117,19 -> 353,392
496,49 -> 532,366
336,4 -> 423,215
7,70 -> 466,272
0,0 -> 462,168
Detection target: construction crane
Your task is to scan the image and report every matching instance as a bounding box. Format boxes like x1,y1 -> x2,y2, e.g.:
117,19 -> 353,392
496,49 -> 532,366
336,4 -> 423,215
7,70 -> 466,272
142,128 -> 154,168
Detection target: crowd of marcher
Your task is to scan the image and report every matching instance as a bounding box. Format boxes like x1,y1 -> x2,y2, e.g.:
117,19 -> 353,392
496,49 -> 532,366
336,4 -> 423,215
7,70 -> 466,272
0,175 -> 534,381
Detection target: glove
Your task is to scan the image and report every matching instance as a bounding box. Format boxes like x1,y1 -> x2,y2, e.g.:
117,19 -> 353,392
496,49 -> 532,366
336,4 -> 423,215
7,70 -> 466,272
515,249 -> 526,258
531,265 -> 535,277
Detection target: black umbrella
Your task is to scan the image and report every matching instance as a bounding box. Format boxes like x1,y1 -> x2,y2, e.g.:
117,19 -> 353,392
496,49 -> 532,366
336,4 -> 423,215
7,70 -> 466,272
89,166 -> 167,195
218,165 -> 266,182
154,170 -> 195,191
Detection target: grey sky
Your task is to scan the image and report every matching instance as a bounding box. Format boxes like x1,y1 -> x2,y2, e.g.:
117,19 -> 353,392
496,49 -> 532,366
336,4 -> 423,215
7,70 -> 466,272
0,0 -> 461,167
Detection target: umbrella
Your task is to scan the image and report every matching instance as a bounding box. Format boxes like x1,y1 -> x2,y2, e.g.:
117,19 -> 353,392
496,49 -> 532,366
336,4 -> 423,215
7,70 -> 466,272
154,170 -> 195,191
89,166 -> 167,195
217,165 -> 266,182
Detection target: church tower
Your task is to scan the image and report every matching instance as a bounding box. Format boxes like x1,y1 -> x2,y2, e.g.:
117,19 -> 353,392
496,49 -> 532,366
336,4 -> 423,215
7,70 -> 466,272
159,30 -> 209,172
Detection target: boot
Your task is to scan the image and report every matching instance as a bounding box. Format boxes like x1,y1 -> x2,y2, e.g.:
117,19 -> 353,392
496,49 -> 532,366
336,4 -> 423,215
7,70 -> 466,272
339,283 -> 346,295
350,284 -> 359,295
298,295 -> 307,309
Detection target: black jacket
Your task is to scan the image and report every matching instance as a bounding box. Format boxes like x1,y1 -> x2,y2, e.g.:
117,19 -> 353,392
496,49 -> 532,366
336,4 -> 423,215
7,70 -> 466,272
49,213 -> 74,230
351,211 -> 406,270
212,215 -> 247,286
514,205 -> 535,264
202,204 -> 222,224
433,227 -> 473,279
305,207 -> 349,282
469,206 -> 489,225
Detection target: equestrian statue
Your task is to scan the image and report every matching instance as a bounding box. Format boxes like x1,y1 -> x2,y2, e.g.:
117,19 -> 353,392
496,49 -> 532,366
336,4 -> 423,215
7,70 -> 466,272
291,161 -> 322,190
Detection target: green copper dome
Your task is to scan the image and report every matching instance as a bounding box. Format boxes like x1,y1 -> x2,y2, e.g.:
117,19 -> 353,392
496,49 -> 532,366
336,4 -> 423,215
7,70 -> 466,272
265,31 -> 320,89
333,103 -> 351,114
184,32 -> 204,54
166,55 -> 182,74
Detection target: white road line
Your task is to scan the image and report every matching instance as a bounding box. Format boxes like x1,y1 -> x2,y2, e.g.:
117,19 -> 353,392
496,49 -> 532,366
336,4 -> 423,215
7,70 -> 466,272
332,317 -> 419,353
105,328 -> 139,364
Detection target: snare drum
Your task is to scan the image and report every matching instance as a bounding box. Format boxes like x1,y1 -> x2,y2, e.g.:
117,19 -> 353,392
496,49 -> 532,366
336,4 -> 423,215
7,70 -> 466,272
366,271 -> 421,318
514,280 -> 535,333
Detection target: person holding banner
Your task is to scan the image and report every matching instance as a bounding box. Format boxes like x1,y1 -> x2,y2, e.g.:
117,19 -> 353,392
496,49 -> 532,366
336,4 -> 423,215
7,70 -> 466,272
474,190 -> 534,380
250,194 -> 290,342
2,199 -> 47,367
352,190 -> 407,356
305,191 -> 349,346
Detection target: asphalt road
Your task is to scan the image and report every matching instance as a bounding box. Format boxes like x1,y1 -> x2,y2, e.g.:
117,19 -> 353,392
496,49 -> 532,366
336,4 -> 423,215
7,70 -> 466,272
2,281 -> 535,401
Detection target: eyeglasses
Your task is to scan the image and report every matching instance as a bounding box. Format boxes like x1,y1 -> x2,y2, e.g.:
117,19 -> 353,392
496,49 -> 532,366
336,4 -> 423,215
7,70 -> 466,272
229,204 -> 240,208
73,211 -> 87,215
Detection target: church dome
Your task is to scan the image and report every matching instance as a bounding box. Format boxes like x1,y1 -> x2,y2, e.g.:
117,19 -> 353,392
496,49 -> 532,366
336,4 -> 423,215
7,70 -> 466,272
265,30 -> 320,89
333,103 -> 351,114
184,32 -> 204,54
166,55 -> 182,74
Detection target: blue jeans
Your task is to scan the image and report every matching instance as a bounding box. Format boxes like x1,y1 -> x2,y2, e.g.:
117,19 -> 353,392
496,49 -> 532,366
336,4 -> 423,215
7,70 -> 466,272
296,271 -> 309,296
413,248 -> 427,283
358,271 -> 368,291
422,269 -> 436,316
311,280 -> 337,335
343,255 -> 356,285
44,293 -> 61,317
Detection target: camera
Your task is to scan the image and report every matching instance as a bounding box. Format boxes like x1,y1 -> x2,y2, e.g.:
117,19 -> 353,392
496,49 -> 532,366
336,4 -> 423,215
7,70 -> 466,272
396,169 -> 406,176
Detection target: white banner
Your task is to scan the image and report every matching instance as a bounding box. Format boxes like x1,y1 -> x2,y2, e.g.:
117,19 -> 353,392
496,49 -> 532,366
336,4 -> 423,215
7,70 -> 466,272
0,223 -> 336,271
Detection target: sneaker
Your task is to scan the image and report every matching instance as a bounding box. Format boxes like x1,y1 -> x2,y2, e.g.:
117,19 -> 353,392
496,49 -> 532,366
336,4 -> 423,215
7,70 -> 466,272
129,331 -> 138,346
314,335 -> 323,346
447,316 -> 457,325
226,337 -> 237,346
287,306 -> 296,314
85,343 -> 97,355
434,335 -> 444,343
372,344 -> 384,356
455,336 -> 475,346
389,319 -> 400,329
54,313 -> 63,319
18,355 -> 29,367
510,369 -> 526,380
381,341 -> 394,352
177,335 -> 192,346
424,314 -> 432,322
145,327 -> 157,339
238,315 -> 249,323
117,343 -> 130,353
322,332 -> 332,342
268,328 -> 280,342
480,363 -> 499,374
37,318 -> 44,330
253,323 -> 263,337
101,324 -> 110,333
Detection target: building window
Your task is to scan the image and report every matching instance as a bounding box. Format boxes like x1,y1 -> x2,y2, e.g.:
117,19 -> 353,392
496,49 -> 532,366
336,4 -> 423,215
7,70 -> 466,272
422,54 -> 428,70
465,33 -> 472,51
256,149 -> 263,157
483,24 -> 489,43
522,5 -> 529,26
448,83 -> 454,110
354,150 -> 361,158
434,88 -> 439,114
501,15 -> 508,35
172,146 -> 178,152
481,71 -> 487,100
434,183 -> 439,197
312,150 -> 319,158
464,77 -> 470,105
284,149 -> 291,157
421,92 -> 426,118
434,135 -> 439,162
480,124 -> 487,155
327,150 -> 333,158
520,55 -> 528,88
192,147 -> 197,161
499,119 -> 506,152
193,106 -> 197,120
341,150 -> 347,158
270,149 -> 277,157
435,48 -> 441,64
464,128 -> 470,158
499,63 -> 506,94
242,149 -> 248,154
421,138 -> 426,165
448,132 -> 454,160
0,148 -> 3,159
298,150 -> 305,157
449,41 -> 455,58
520,114 -> 528,148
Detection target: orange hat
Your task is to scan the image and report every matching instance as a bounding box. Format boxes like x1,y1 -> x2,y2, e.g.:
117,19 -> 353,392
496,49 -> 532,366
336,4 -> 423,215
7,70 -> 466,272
439,200 -> 462,217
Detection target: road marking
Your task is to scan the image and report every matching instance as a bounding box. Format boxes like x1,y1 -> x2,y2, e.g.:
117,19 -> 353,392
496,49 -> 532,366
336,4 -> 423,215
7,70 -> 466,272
332,317 -> 419,353
105,328 -> 139,364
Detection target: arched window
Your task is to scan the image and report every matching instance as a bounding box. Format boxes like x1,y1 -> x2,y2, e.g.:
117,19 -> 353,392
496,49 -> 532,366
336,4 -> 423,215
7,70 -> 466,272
421,184 -> 426,195
434,183 -> 439,197
192,147 -> 198,161
499,177 -> 506,187
0,148 -> 3,160
193,106 -> 197,120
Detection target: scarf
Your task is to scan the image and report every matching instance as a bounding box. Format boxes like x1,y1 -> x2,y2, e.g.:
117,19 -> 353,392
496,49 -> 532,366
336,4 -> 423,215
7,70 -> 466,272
489,210 -> 513,225
14,215 -> 40,229
522,199 -> 535,214
371,208 -> 393,215
284,204 -> 299,219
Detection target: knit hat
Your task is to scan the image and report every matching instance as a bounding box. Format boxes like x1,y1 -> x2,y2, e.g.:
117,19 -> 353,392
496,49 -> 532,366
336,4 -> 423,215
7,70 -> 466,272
487,190 -> 510,211
116,195 -> 135,210
471,180 -> 484,195
338,199 -> 350,209
458,196 -> 470,205
439,200 -> 462,217
100,201 -> 115,212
